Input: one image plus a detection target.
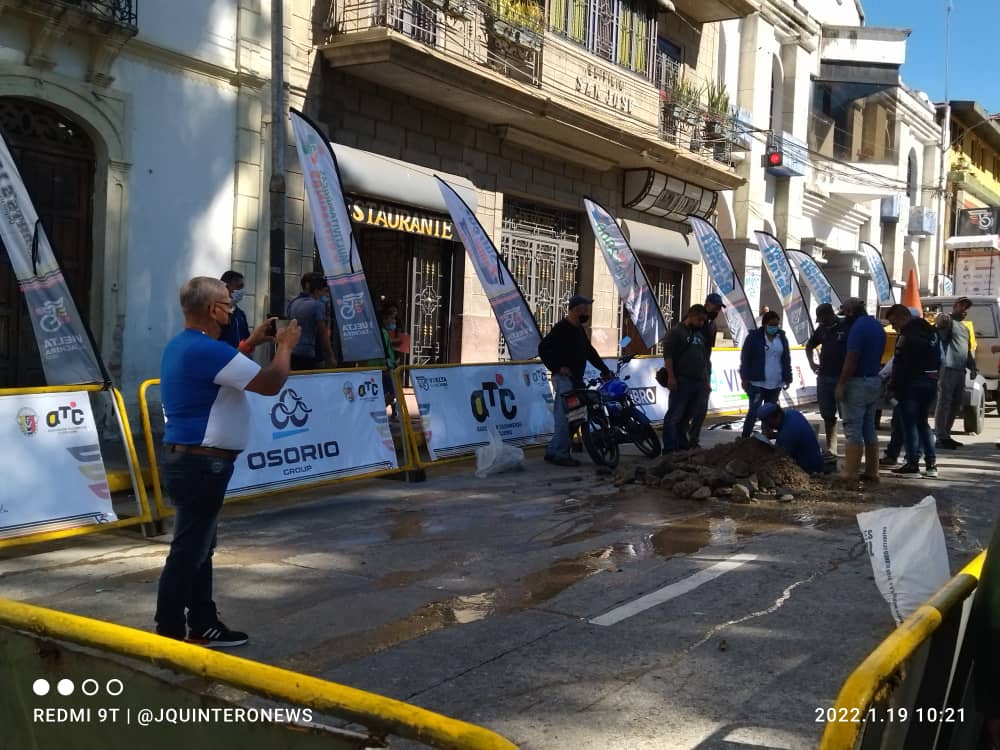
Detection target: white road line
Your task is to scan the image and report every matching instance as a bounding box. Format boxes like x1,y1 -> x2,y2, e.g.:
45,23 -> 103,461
588,553 -> 759,627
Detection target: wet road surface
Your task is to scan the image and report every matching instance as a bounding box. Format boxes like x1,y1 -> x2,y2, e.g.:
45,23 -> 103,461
2,415 -> 998,749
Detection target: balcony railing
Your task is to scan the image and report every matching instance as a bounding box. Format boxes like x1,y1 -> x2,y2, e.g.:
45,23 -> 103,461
338,0 -> 542,85
659,95 -> 745,167
60,0 -> 137,28
809,112 -> 898,165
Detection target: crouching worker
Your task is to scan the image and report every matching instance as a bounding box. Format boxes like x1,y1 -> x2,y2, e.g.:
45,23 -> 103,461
757,402 -> 824,474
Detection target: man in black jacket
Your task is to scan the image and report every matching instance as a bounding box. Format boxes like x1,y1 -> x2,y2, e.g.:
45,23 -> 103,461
885,304 -> 940,477
538,295 -> 613,467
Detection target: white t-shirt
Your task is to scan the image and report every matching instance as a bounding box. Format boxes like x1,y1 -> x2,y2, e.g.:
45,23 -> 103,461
751,334 -> 784,390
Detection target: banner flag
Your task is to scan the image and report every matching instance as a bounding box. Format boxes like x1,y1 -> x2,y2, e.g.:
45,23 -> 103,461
0,133 -> 105,385
688,216 -> 756,347
787,249 -> 843,310
435,177 -> 541,360
584,198 -> 667,348
859,241 -> 896,307
754,231 -> 814,345
937,274 -> 955,295
290,110 -> 385,363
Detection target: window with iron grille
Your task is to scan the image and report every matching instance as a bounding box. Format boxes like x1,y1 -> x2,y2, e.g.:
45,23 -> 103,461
549,0 -> 654,77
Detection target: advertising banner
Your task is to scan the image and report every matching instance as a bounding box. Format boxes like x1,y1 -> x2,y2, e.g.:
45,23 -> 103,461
436,177 -> 541,361
412,363 -> 555,460
0,133 -> 105,385
787,250 -> 843,309
583,349 -> 817,421
584,198 -> 667,349
958,207 -> 1000,236
688,217 -> 757,347
859,241 -> 896,307
743,248 -> 762,317
289,111 -> 385,363
754,231 -> 813,346
937,274 -> 955,295
226,371 -> 398,497
1,391 -> 115,538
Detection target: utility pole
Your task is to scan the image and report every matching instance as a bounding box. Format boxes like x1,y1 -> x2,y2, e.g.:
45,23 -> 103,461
934,0 -> 952,294
269,0 -> 286,318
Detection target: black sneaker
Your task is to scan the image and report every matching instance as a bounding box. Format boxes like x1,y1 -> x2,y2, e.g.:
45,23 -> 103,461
187,622 -> 249,649
891,463 -> 921,475
879,456 -> 898,466
548,456 -> 580,467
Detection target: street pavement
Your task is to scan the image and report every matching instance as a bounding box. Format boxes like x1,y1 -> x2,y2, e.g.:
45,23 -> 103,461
2,412 -> 999,749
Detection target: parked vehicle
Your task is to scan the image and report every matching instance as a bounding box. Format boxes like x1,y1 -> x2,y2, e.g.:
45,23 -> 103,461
562,339 -> 661,468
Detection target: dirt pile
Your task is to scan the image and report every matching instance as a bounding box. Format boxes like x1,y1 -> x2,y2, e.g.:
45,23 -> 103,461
612,437 -> 818,502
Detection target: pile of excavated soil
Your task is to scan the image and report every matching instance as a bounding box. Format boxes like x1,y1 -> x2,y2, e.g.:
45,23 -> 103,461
657,437 -> 814,492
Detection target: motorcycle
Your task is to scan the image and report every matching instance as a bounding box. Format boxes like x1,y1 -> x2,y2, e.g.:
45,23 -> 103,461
561,337 -> 662,469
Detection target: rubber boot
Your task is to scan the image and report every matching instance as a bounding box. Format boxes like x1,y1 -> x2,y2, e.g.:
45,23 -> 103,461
824,419 -> 838,455
834,444 -> 862,487
862,443 -> 881,484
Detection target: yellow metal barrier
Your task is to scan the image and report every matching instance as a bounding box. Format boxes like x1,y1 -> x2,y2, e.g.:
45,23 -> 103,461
139,368 -> 417,520
820,552 -> 986,749
0,385 -> 154,550
0,597 -> 517,750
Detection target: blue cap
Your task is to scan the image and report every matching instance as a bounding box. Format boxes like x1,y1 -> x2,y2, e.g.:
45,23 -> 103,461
758,402 -> 780,421
706,293 -> 726,308
568,294 -> 593,309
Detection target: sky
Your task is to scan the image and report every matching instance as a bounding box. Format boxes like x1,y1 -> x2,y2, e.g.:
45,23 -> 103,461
863,0 -> 999,114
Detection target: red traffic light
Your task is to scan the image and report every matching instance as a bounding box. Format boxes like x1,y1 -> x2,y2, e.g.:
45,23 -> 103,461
765,150 -> 783,167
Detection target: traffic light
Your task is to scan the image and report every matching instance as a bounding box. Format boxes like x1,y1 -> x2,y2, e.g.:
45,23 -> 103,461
762,149 -> 783,168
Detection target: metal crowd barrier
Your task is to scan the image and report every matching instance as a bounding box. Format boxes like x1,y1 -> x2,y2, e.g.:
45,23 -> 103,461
0,383 -> 153,550
0,597 -> 518,749
820,552 -> 987,750
138,367 -> 418,520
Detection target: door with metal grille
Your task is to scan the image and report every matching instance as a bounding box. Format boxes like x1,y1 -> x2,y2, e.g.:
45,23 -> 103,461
498,201 -> 580,359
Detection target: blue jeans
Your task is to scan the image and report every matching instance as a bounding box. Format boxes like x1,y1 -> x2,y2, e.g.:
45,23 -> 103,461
155,451 -> 234,638
662,376 -> 708,453
546,374 -> 574,460
900,378 -> 937,467
843,376 -> 882,445
742,385 -> 781,438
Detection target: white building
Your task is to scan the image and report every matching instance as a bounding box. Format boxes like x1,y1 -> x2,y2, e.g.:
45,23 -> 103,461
715,0 -> 942,328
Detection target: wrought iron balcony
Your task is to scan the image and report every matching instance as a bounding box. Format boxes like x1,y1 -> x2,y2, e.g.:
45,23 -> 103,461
337,0 -> 542,85
658,95 -> 745,167
61,0 -> 137,27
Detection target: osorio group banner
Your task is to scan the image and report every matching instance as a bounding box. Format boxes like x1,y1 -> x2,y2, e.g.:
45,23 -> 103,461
583,349 -> 818,420
412,363 -> 555,460
688,217 -> 756,347
584,198 -> 667,349
1,391 -> 115,539
226,371 -> 398,497
755,231 -> 813,346
289,111 -> 385,363
436,177 -> 541,361
787,250 -> 843,310
0,133 -> 105,385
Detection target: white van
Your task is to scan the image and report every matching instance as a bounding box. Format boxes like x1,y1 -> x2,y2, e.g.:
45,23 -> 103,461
921,296 -> 997,434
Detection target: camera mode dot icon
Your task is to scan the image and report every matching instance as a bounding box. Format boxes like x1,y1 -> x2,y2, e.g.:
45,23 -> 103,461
32,679 -> 50,696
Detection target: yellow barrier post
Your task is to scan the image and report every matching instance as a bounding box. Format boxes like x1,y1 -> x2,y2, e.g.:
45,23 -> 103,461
0,597 -> 518,750
0,384 -> 155,550
819,553 -> 986,750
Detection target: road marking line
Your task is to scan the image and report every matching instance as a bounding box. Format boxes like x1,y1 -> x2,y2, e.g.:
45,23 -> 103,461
588,553 -> 759,627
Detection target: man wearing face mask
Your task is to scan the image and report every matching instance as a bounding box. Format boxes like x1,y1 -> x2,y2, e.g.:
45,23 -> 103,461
686,293 -> 725,449
934,297 -> 976,449
287,271 -> 337,371
218,271 -> 250,351
538,295 -> 614,467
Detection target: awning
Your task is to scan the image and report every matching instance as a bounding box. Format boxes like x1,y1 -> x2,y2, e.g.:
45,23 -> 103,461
619,219 -> 700,265
331,144 -> 479,213
945,234 -> 1000,251
815,61 -> 900,88
622,169 -> 718,223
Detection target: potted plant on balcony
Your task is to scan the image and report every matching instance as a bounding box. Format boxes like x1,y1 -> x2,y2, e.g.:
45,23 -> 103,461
486,0 -> 543,48
704,82 -> 730,139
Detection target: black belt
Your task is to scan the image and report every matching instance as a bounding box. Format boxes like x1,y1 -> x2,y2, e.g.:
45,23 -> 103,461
165,444 -> 240,460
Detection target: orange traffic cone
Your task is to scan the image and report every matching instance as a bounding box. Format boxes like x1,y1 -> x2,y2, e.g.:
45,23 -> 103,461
902,268 -> 922,315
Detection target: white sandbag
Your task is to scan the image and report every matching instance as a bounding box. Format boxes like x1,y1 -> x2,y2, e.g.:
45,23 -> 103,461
475,425 -> 525,478
857,495 -> 951,624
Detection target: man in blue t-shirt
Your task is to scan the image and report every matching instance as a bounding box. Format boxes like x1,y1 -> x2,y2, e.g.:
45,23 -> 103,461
758,402 -> 823,474
156,276 -> 300,648
835,297 -> 886,485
